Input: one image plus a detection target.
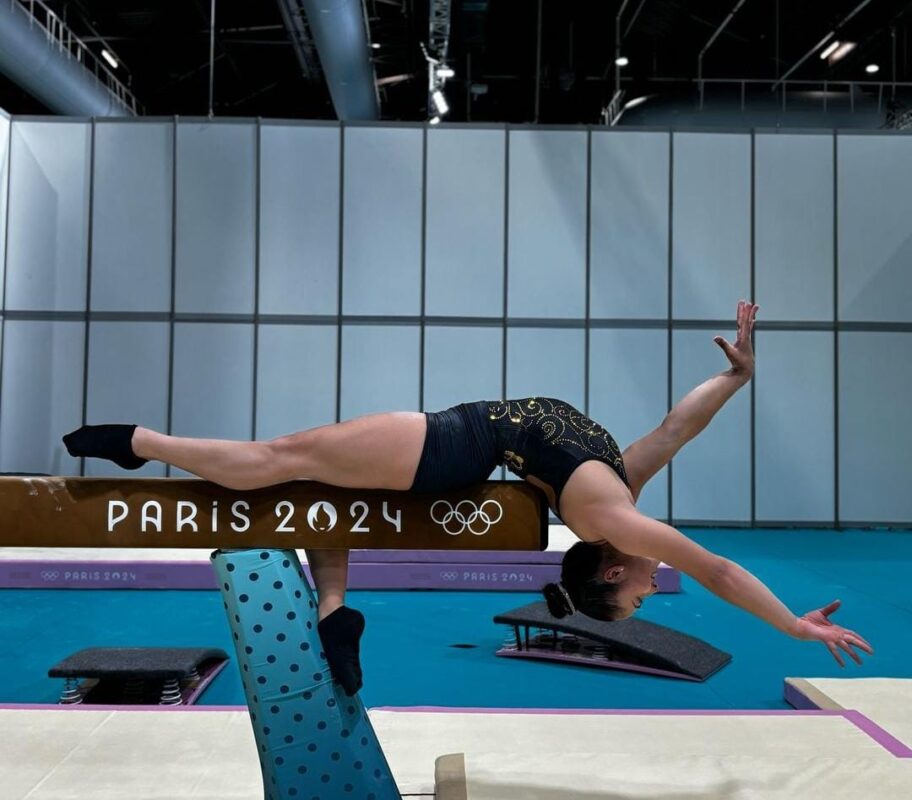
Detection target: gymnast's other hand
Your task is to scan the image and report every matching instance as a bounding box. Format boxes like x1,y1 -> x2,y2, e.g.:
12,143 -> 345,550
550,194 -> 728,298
714,299 -> 758,380
794,599 -> 874,667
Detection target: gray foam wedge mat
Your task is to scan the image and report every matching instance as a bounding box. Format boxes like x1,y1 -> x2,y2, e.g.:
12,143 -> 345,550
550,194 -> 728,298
494,602 -> 731,681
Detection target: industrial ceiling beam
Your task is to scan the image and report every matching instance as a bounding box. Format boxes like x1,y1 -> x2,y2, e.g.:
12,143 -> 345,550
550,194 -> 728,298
277,0 -> 379,120
697,0 -> 750,107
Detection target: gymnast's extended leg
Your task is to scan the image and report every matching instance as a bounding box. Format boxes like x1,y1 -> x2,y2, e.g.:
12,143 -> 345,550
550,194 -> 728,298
64,412 -> 428,695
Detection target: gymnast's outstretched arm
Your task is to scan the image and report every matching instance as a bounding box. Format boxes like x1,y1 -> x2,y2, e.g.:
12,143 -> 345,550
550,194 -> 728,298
669,299 -> 758,437
592,507 -> 874,667
622,300 -> 758,501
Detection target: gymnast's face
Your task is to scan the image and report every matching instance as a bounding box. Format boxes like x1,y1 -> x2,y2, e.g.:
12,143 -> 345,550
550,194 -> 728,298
601,555 -> 660,619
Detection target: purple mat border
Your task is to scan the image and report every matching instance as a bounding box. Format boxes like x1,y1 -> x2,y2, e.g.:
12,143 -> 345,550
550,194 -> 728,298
495,648 -> 703,682
784,680 -> 912,759
0,561 -> 215,590
841,710 -> 912,759
352,550 -> 566,565
0,558 -> 682,593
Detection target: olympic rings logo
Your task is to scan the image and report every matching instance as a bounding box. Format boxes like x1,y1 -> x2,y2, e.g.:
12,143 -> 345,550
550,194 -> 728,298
430,500 -> 504,536
440,572 -> 459,581
40,571 -> 60,581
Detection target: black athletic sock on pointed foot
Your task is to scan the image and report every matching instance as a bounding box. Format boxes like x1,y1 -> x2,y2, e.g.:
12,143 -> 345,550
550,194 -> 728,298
62,424 -> 147,470
318,606 -> 365,697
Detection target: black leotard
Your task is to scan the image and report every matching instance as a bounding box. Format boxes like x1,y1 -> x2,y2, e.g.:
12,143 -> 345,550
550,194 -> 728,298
486,397 -> 629,514
410,397 -> 629,518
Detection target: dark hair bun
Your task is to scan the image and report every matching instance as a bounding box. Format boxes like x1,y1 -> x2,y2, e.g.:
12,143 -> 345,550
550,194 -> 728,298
542,582 -> 573,618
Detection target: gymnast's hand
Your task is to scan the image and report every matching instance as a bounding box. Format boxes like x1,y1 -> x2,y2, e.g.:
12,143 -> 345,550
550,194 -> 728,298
714,300 -> 758,380
794,599 -> 874,667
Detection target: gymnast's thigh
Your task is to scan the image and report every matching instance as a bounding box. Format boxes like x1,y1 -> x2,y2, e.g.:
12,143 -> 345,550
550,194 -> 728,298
270,411 -> 428,490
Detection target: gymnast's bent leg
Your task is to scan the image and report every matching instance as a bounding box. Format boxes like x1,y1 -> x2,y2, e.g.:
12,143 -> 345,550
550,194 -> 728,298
64,412 -> 429,696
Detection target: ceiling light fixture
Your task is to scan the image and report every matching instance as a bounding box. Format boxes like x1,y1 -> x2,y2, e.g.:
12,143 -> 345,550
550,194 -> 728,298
866,63 -> 880,74
828,41 -> 856,62
432,89 -> 449,115
623,95 -> 648,110
101,49 -> 119,69
819,40 -> 841,60
436,65 -> 455,79
615,56 -> 629,67
429,116 -> 441,125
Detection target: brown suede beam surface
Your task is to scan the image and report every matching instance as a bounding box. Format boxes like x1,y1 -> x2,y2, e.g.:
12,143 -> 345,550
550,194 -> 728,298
0,476 -> 548,551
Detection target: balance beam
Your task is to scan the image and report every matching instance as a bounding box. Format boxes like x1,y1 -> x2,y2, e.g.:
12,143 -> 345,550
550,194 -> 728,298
0,475 -> 548,799
0,476 -> 547,551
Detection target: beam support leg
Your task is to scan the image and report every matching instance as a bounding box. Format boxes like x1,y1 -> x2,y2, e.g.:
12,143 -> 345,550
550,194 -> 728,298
212,548 -> 401,800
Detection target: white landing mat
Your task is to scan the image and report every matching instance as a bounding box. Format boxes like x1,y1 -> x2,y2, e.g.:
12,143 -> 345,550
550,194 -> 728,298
369,707 -> 912,797
786,677 -> 912,755
0,705 -> 432,800
7,704 -> 907,799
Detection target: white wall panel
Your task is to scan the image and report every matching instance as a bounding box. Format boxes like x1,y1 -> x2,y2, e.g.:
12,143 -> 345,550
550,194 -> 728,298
0,320 -> 84,474
589,328 -> 669,520
837,135 -> 912,323
671,329 -> 751,521
672,133 -> 751,320
175,122 -> 256,314
508,131 -> 587,318
342,128 -> 423,315
259,124 -> 340,316
590,131 -> 669,319
171,324 -> 254,478
755,331 -> 834,522
256,324 -> 337,440
506,328 -> 585,411
91,122 -> 173,312
423,326 -> 502,412
6,122 -> 90,311
755,134 -> 833,322
340,325 -> 420,419
0,111 -> 10,303
85,322 -> 170,477
425,129 -> 505,318
838,332 -> 912,524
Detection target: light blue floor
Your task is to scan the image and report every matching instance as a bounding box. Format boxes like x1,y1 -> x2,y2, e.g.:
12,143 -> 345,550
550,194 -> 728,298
0,528 -> 909,709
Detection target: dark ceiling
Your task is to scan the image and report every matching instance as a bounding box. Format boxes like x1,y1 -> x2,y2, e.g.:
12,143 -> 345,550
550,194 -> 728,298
2,0 -> 911,122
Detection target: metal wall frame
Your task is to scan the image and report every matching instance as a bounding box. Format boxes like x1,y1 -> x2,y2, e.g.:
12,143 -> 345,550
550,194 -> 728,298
1,116 -> 909,530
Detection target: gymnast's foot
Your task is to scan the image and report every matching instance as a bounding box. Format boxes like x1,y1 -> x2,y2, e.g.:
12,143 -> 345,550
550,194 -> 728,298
318,606 -> 365,697
63,424 -> 148,470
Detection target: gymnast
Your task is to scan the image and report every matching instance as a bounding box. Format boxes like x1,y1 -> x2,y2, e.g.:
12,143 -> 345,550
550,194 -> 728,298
64,300 -> 872,696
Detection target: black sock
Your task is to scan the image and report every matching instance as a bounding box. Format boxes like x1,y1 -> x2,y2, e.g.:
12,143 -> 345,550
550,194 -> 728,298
62,424 -> 147,470
318,606 -> 365,697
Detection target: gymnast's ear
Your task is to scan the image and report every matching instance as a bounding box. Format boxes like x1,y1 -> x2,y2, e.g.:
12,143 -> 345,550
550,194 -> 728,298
598,507 -> 727,587
601,564 -> 625,584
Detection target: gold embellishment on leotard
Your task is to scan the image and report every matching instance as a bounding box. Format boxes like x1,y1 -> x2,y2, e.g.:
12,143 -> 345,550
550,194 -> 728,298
487,396 -> 628,482
503,450 -> 525,471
